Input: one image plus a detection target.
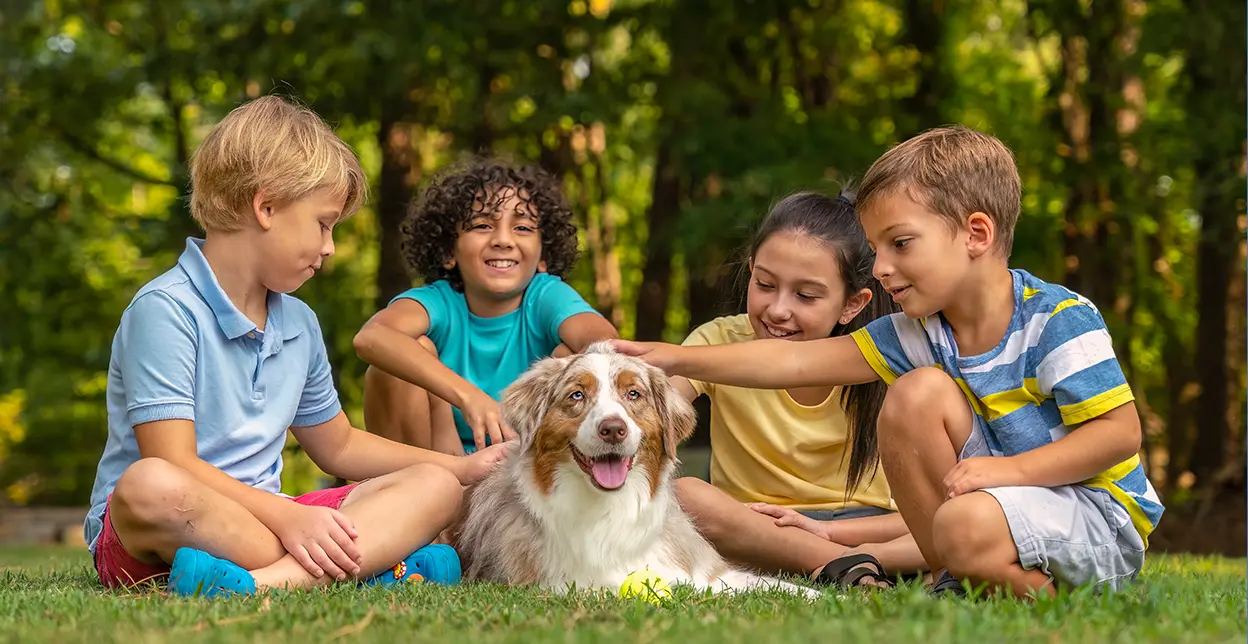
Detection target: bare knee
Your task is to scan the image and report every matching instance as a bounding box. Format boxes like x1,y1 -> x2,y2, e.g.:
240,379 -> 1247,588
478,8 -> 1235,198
932,492 -> 1008,578
111,458 -> 198,531
391,463 -> 464,520
878,368 -> 966,440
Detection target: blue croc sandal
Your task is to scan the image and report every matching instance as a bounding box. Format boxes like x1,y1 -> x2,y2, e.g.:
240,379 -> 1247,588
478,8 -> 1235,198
366,544 -> 462,587
168,548 -> 257,598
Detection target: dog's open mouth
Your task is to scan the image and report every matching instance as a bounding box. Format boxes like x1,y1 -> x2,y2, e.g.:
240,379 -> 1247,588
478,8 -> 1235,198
570,445 -> 634,491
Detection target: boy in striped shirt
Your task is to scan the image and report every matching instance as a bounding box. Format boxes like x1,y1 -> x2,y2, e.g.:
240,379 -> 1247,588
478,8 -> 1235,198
614,126 -> 1162,598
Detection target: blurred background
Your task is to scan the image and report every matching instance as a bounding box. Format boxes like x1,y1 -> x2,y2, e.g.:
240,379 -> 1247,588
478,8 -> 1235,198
0,0 -> 1243,553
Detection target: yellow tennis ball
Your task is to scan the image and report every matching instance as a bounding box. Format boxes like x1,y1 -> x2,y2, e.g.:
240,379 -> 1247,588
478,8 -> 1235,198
619,569 -> 672,603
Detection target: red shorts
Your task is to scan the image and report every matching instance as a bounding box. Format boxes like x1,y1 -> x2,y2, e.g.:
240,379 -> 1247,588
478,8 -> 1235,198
93,483 -> 360,589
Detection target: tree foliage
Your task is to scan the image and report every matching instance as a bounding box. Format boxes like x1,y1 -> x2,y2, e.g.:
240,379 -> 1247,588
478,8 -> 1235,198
0,0 -> 1243,505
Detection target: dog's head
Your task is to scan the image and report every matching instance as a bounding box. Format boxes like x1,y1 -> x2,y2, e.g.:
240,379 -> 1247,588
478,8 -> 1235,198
500,341 -> 697,497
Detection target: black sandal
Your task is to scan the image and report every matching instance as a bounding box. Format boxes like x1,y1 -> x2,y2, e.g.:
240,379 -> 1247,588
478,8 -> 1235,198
929,570 -> 967,597
812,553 -> 895,589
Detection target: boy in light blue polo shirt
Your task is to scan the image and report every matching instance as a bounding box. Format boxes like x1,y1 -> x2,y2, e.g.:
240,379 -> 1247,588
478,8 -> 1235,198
84,96 -> 511,598
354,158 -> 618,454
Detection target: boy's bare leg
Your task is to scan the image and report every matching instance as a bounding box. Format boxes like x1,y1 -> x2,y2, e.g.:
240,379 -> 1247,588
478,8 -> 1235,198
247,463 -> 463,590
109,458 -> 289,572
675,478 -> 927,578
363,337 -> 456,453
109,459 -> 463,590
876,367 -> 1054,598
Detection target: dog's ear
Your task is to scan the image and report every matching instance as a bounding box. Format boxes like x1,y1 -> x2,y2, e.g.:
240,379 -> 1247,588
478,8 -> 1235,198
648,365 -> 697,460
500,356 -> 566,449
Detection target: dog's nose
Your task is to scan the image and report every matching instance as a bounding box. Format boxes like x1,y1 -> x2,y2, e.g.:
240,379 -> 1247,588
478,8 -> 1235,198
597,417 -> 628,444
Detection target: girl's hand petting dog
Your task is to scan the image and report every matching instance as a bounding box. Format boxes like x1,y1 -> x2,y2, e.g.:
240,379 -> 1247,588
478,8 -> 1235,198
943,456 -> 1023,498
748,503 -> 831,541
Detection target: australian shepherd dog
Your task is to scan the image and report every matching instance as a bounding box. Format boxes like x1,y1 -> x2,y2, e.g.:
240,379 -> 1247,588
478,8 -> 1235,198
450,343 -> 819,599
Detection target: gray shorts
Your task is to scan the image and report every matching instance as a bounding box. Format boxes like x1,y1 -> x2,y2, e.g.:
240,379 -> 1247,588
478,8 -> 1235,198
960,424 -> 1146,591
797,505 -> 895,521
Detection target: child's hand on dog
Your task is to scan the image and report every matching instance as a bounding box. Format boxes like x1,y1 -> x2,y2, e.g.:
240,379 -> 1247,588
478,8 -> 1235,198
455,441 -> 516,485
748,503 -> 831,541
611,340 -> 680,371
461,389 -> 518,451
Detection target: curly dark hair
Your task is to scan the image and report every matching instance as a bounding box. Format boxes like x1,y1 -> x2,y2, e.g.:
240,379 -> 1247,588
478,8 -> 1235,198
400,157 -> 579,291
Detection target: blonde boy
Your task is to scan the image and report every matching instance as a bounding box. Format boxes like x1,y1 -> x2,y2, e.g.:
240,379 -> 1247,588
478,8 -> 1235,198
84,96 -> 509,597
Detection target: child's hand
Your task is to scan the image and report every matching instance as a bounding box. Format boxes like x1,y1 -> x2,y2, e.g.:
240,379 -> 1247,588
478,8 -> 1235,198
454,441 -> 515,485
943,456 -> 1023,498
748,503 -> 831,541
610,340 -> 681,372
275,503 -> 363,581
460,389 -> 517,451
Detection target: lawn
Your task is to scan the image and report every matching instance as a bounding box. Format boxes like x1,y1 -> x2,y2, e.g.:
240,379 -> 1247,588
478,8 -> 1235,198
1,546 -> 1243,643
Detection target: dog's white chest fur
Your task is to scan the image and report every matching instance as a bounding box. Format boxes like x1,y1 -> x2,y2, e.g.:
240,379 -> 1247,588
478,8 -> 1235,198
520,462 -> 688,590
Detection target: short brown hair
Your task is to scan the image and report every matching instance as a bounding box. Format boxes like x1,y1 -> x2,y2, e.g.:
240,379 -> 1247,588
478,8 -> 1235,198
857,125 -> 1021,256
188,95 -> 367,232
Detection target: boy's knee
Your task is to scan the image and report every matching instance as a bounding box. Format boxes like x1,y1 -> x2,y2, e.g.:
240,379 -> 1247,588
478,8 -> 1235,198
397,463 -> 464,510
879,368 -> 963,435
932,492 -> 1008,578
112,458 -> 197,529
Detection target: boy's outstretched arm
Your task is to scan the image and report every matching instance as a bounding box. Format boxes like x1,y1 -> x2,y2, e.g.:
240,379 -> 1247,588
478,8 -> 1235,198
612,336 -> 880,389
292,411 -> 513,487
354,299 -> 512,449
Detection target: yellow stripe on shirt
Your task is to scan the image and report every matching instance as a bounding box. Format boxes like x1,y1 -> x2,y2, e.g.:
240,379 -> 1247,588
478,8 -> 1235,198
851,329 -> 900,385
977,378 -> 1049,420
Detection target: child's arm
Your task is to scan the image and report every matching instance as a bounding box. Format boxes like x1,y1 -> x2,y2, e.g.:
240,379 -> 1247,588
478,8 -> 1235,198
556,311 -> 619,353
613,335 -> 880,389
134,420 -> 364,580
945,302 -> 1142,496
944,402 -> 1141,496
750,504 -> 911,546
354,299 -> 513,449
292,411 -> 512,486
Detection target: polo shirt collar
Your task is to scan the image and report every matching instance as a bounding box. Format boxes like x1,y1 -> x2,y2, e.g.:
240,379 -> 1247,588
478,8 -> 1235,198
178,238 -> 303,343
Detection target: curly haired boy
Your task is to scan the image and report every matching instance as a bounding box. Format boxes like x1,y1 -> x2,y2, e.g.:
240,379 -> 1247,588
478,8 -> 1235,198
355,157 -> 618,454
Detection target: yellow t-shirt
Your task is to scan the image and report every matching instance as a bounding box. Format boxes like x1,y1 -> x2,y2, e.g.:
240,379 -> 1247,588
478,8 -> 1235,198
684,314 -> 895,512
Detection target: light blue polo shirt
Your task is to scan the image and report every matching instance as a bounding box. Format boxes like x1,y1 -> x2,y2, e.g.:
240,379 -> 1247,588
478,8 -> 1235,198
83,238 -> 341,553
392,272 -> 599,452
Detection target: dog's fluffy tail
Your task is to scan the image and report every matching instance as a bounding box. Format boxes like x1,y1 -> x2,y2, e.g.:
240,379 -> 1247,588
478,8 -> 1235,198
710,570 -> 824,601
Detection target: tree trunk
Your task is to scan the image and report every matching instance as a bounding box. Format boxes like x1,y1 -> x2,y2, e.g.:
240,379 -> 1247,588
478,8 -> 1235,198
634,143 -> 681,341
900,0 -> 948,134
1185,0 -> 1247,485
374,118 -> 418,312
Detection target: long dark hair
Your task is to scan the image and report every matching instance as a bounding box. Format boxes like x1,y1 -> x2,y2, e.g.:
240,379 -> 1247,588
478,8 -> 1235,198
743,190 -> 898,498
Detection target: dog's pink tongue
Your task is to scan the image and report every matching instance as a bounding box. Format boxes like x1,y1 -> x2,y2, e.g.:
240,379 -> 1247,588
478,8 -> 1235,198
591,457 -> 630,489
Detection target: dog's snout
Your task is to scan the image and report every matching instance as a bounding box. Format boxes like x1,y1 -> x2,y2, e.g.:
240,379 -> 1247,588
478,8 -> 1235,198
597,417 -> 628,444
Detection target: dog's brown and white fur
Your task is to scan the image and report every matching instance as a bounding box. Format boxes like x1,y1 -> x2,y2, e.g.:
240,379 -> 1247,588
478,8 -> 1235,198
450,343 -> 819,599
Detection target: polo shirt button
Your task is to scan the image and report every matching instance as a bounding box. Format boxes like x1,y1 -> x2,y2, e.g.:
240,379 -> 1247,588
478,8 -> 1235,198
247,332 -> 256,339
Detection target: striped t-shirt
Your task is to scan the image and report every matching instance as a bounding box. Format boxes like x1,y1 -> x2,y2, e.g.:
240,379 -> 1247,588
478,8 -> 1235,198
849,269 -> 1164,546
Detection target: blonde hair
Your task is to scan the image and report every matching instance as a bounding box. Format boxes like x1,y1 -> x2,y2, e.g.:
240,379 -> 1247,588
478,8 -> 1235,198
857,125 -> 1021,257
188,95 -> 367,232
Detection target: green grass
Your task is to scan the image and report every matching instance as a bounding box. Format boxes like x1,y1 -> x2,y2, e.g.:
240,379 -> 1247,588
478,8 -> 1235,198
1,547 -> 1243,643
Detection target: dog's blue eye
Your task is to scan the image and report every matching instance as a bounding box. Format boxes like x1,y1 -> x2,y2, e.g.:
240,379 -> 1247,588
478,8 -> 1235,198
569,391 -> 584,401
627,390 -> 640,400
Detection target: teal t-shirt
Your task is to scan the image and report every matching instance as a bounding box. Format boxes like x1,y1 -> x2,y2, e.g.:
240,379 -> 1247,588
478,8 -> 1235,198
391,272 -> 600,452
